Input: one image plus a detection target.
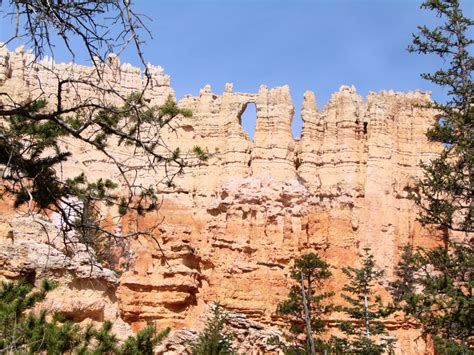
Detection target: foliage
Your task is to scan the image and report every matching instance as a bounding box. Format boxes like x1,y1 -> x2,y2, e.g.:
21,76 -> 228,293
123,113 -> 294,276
0,279 -> 54,351
393,1 -> 474,352
276,253 -> 334,354
332,248 -> 395,354
0,1 -> 212,268
0,279 -> 169,354
391,241 -> 474,352
409,0 -> 473,234
0,94 -> 197,258
22,313 -> 84,354
4,0 -> 149,67
389,244 -> 418,304
0,279 -> 85,353
75,197 -> 113,267
191,303 -> 235,355
121,324 -> 170,355
193,146 -> 211,162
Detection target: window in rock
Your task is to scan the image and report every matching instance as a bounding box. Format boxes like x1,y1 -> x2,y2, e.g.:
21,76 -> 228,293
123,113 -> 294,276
238,102 -> 257,141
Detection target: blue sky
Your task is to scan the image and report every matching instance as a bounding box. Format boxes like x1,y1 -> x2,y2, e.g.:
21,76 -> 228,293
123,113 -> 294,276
128,0 -> 473,138
1,0 -> 472,138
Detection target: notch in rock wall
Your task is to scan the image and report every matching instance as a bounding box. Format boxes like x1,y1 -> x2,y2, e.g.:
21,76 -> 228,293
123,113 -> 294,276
355,119 -> 369,135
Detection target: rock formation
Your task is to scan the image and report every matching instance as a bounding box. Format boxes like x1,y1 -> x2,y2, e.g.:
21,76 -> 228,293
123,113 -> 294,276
156,304 -> 285,354
0,212 -> 132,340
0,47 -> 444,354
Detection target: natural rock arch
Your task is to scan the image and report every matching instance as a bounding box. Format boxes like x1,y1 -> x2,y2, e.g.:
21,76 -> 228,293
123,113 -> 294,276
237,101 -> 257,141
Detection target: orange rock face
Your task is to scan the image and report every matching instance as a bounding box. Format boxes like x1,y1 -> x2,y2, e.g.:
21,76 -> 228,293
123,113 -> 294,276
0,48 -> 444,353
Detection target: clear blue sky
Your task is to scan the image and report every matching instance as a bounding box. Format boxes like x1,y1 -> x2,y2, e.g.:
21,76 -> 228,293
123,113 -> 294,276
1,0 -> 472,138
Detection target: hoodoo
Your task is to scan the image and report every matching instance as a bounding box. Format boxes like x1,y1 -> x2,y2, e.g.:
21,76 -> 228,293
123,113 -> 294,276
0,47 -> 443,354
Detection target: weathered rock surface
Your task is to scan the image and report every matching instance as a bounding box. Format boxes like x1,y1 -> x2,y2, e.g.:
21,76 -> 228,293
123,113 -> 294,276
0,213 -> 117,283
0,213 -> 132,339
156,304 -> 285,354
0,47 -> 446,353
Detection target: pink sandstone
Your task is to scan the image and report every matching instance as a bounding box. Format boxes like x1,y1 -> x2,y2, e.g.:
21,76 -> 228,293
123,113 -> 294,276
0,47 -> 445,354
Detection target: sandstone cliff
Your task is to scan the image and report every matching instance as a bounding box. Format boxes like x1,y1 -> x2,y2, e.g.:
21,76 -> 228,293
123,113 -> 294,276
0,47 -> 443,354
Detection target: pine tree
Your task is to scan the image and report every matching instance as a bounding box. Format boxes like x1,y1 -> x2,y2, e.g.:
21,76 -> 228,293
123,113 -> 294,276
389,1 -> 474,352
332,248 -> 395,354
191,303 -> 235,355
0,278 -> 82,353
0,280 -> 41,351
23,312 -> 83,354
409,0 -> 473,234
0,279 -> 170,354
276,253 -> 334,354
389,245 -> 418,305
120,323 -> 170,355
391,241 -> 474,352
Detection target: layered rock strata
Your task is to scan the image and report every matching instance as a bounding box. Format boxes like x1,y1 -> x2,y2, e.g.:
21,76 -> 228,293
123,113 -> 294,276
0,47 -> 444,354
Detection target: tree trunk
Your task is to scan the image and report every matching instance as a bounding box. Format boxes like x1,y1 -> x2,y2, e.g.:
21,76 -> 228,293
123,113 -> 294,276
300,273 -> 316,355
364,294 -> 371,339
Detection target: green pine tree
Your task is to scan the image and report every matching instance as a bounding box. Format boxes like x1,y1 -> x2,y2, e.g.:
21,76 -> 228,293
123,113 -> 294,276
0,279 -> 170,354
390,1 -> 473,353
408,0 -> 473,236
0,278 -> 83,353
191,303 -> 235,355
332,248 -> 395,355
120,323 -> 170,355
391,241 -> 474,353
389,245 -> 418,305
276,252 -> 334,354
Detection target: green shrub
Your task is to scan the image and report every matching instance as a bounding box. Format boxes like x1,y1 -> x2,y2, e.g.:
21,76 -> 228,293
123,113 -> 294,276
191,303 -> 235,355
